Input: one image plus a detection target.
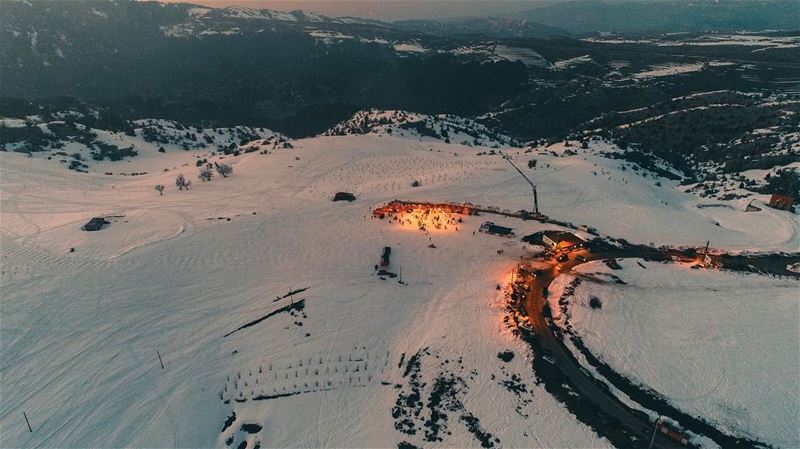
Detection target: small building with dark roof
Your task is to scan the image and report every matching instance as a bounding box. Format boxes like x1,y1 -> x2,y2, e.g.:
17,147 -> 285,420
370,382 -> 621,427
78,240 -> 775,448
541,230 -> 585,249
769,194 -> 795,211
479,221 -> 514,237
333,192 -> 356,202
82,217 -> 110,232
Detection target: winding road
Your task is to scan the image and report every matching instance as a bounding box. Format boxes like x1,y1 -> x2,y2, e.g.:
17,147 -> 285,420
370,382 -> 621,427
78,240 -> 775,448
514,245 -> 799,448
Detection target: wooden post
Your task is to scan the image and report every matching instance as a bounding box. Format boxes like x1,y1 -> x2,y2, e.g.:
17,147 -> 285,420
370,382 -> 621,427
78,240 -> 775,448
23,412 -> 32,432
157,351 -> 164,369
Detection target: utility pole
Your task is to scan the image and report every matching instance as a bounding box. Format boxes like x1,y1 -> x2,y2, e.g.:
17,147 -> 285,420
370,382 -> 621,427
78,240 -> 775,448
647,416 -> 662,449
23,412 -> 32,432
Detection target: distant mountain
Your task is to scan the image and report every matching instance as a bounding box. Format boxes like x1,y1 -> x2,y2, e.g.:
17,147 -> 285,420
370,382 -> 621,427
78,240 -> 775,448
0,0 -> 527,137
512,0 -> 800,35
2,0 -> 799,188
394,17 -> 570,39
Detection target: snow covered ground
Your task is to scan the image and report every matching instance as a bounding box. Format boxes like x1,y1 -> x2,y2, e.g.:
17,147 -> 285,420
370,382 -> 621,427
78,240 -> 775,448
1,135 -> 611,448
553,259 -> 799,448
1,130 -> 797,448
632,63 -> 706,79
492,45 -> 548,67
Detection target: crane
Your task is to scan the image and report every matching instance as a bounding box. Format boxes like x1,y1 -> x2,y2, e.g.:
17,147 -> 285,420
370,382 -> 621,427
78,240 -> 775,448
503,155 -> 539,215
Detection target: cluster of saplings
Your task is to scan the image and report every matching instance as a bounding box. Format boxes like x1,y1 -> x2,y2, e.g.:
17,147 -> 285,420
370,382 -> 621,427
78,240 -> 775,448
198,161 -> 233,182
153,162 -> 233,195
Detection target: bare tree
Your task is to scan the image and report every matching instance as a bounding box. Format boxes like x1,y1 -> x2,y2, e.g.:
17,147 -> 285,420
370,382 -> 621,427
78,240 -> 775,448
215,162 -> 233,178
198,166 -> 213,182
154,184 -> 165,195
175,174 -> 191,190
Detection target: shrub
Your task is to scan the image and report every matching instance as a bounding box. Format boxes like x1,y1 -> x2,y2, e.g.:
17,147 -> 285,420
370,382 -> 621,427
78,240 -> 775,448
764,168 -> 799,198
216,162 -> 233,178
198,166 -> 213,182
175,174 -> 191,190
497,351 -> 514,362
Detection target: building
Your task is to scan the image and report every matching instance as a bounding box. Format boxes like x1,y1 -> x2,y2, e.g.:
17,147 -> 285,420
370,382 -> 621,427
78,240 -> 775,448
82,217 -> 109,232
479,222 -> 514,237
541,230 -> 584,249
333,192 -> 356,202
768,194 -> 795,211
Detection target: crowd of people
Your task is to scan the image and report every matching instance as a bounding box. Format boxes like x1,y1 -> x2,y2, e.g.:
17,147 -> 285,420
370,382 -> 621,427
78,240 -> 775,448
387,208 -> 462,233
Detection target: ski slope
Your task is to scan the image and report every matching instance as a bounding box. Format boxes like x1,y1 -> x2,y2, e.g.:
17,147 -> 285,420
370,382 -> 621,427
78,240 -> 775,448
1,132 -> 797,448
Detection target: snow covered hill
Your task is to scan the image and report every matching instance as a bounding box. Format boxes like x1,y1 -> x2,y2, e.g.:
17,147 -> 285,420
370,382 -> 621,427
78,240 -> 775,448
548,259 -> 799,448
0,115 -> 289,171
160,4 -> 390,40
1,130 -> 797,448
324,110 -> 519,148
0,134 -> 609,449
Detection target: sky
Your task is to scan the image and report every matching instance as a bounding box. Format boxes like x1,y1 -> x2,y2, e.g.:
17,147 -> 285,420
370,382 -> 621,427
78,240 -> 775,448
158,0 -> 548,21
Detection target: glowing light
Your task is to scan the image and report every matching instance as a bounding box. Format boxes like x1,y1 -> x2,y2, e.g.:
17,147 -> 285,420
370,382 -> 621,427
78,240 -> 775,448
374,204 -> 465,234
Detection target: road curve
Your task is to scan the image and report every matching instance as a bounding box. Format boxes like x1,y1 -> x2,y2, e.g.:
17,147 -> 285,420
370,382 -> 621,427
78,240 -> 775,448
518,249 -> 686,449
515,245 -> 799,448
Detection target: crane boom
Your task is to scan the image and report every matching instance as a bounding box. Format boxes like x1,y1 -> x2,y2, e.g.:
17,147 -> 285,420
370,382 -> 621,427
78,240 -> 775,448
504,155 -> 539,214
505,157 -> 536,187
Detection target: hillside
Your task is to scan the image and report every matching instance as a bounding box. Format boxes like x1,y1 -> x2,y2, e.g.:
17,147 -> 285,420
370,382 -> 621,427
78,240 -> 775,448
2,129 -> 797,448
0,113 -> 288,172
2,104 -> 797,204
0,0 -> 527,136
3,0 -> 798,146
324,110 -> 518,147
548,259 -> 799,447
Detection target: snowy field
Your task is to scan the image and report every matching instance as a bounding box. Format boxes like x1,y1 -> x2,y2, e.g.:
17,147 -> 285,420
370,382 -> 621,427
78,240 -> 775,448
1,135 -> 610,448
554,259 -> 799,448
492,45 -> 548,67
1,131 -> 797,448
